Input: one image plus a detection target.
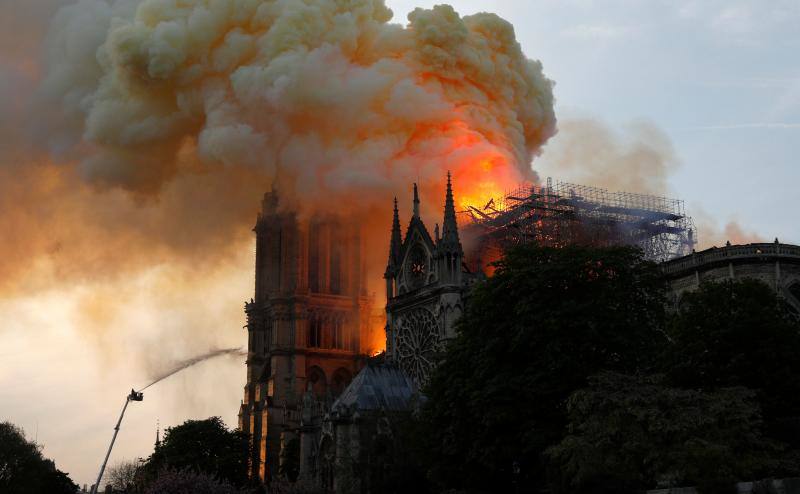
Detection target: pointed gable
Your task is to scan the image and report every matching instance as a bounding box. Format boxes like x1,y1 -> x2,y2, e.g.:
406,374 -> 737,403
400,215 -> 437,263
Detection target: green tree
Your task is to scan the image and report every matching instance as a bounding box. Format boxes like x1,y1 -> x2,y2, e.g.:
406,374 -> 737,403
666,279 -> 800,448
0,421 -> 78,494
420,245 -> 668,492
142,417 -> 249,488
547,373 -> 775,494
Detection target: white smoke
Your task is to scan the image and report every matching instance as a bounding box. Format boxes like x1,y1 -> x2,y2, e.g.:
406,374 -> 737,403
38,0 -> 556,202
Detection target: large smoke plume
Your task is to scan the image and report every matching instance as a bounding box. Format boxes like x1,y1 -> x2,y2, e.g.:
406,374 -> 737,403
39,0 -> 555,202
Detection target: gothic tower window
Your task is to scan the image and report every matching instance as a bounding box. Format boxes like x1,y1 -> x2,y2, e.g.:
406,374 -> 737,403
308,224 -> 320,293
406,243 -> 428,290
308,315 -> 322,348
332,319 -> 344,349
330,230 -> 343,295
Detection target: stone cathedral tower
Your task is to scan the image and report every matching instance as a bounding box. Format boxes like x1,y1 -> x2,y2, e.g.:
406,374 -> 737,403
238,187 -> 373,482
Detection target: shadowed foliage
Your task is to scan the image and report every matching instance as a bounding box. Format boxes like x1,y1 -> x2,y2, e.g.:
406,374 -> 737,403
547,373 -> 776,494
0,421 -> 77,494
143,468 -> 242,494
141,417 -> 249,489
666,280 -> 800,442
419,244 -> 669,492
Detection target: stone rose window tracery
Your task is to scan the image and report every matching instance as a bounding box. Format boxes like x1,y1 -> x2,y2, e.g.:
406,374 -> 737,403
394,308 -> 442,385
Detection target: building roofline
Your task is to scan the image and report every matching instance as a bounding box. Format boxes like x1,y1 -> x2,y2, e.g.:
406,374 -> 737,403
661,242 -> 800,277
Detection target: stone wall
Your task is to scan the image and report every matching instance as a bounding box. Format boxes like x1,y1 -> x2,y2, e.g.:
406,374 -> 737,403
661,242 -> 800,314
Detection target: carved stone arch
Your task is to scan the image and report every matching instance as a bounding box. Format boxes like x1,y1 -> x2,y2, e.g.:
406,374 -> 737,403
787,280 -> 800,302
426,271 -> 437,285
330,368 -> 352,397
445,303 -> 463,336
307,366 -> 327,398
784,280 -> 800,315
432,302 -> 447,338
675,291 -> 689,312
318,433 -> 335,492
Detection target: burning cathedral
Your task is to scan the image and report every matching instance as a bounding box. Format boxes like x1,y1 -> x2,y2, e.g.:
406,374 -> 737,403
239,174 -> 800,490
238,174 -> 475,486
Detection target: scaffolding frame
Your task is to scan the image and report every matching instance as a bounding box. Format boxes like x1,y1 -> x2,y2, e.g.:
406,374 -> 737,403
462,178 -> 696,263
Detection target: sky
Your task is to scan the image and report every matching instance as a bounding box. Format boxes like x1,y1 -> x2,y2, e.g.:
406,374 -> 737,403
1,0 -> 798,488
387,0 -> 799,244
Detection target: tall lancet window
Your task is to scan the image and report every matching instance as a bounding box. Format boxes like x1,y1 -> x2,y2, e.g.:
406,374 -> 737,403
330,230 -> 342,295
308,223 -> 320,293
308,315 -> 322,348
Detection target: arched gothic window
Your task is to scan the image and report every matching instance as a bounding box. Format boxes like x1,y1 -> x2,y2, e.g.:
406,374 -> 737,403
307,366 -> 327,398
308,315 -> 322,348
330,368 -> 352,397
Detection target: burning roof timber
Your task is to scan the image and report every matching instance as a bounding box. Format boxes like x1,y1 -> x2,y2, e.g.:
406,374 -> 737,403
461,178 -> 697,263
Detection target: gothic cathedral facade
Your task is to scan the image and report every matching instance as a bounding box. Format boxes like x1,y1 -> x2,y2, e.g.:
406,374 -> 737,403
384,174 -> 474,386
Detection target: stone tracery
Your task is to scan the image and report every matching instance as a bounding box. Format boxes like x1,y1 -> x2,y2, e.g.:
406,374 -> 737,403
394,308 -> 443,385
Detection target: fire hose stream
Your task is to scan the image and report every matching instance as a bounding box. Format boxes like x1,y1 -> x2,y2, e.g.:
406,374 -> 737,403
89,347 -> 245,494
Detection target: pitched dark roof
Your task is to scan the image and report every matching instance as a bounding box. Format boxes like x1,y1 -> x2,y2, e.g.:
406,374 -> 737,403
331,364 -> 418,414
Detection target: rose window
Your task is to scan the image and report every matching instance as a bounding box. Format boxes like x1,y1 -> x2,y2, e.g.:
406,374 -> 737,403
394,308 -> 442,385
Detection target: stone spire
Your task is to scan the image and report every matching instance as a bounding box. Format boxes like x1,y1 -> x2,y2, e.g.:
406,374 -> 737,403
413,183 -> 420,218
386,197 -> 402,276
440,171 -> 462,253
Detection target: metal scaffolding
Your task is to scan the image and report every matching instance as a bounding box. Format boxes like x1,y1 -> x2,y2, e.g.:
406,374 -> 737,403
461,178 -> 697,263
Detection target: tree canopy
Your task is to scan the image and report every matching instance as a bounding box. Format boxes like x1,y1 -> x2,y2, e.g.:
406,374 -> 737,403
666,279 -> 800,435
0,421 -> 77,494
141,417 -> 249,489
547,373 -> 775,494
419,244 -> 669,492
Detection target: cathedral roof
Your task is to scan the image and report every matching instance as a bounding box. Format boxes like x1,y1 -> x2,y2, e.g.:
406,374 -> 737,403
331,363 -> 418,414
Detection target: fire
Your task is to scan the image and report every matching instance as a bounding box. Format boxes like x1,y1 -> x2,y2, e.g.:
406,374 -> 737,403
459,180 -> 502,213
452,154 -> 512,215
363,312 -> 388,356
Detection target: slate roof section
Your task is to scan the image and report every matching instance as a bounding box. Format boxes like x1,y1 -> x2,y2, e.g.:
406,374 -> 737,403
331,364 -> 418,414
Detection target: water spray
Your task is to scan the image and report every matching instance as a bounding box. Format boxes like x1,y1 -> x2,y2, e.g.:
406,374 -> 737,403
89,347 -> 245,493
